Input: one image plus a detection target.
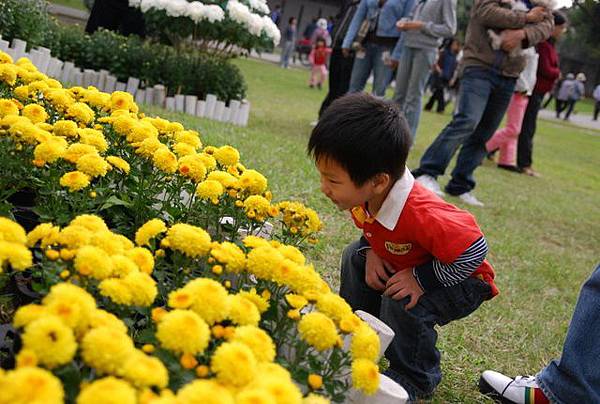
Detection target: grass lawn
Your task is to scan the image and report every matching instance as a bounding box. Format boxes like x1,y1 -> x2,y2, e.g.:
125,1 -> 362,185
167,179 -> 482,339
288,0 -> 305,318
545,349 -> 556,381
146,57 -> 599,402
48,0 -> 87,11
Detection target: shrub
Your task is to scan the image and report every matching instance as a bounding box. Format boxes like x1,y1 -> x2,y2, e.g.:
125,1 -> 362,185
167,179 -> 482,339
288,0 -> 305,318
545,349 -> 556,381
0,0 -> 52,48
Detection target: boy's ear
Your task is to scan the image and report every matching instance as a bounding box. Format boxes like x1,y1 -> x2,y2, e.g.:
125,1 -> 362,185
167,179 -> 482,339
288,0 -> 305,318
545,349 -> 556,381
371,173 -> 391,192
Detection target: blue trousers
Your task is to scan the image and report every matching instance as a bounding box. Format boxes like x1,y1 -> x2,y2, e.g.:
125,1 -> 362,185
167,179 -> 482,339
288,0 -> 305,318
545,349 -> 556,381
347,41 -> 394,97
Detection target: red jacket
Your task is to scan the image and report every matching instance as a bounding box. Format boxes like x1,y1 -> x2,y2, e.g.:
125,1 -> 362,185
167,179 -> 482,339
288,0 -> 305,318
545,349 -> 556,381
309,47 -> 331,66
533,39 -> 560,95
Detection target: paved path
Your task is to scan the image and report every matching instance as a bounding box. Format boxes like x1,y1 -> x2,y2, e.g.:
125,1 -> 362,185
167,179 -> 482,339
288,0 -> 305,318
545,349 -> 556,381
48,3 -> 89,25
538,108 -> 600,134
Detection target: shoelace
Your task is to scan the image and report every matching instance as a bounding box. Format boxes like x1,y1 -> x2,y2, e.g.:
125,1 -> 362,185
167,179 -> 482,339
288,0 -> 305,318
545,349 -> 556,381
501,375 -> 537,397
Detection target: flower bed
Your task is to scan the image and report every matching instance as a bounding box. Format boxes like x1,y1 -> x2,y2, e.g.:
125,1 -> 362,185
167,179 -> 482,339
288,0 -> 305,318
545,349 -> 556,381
0,51 -> 382,402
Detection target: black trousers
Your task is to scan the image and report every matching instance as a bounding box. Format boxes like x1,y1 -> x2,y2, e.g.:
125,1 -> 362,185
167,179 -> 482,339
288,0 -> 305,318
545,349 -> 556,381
424,87 -> 446,113
517,92 -> 544,169
318,48 -> 355,117
594,101 -> 600,121
85,0 -> 145,37
563,99 -> 577,120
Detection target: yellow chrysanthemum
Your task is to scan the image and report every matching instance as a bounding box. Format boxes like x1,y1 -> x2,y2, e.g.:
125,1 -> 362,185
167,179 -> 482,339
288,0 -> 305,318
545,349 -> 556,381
285,294 -> 308,310
0,63 -> 18,86
0,218 -> 27,244
245,245 -> 284,280
135,219 -> 167,246
247,373 -> 303,404
174,130 -> 202,148
21,316 -> 77,368
211,341 -> 257,387
78,128 -> 108,152
0,99 -> 20,117
110,254 -> 139,277
76,153 -> 110,177
60,171 -> 91,192
164,223 -> 211,258
99,278 -> 133,305
12,304 -> 47,328
177,380 -> 235,404
214,145 -> 240,166
63,143 -> 98,163
0,367 -> 64,404
15,348 -> 38,368
121,350 -> 168,388
232,325 -> 276,363
238,169 -> 268,195
156,310 -> 210,355
110,91 -> 137,112
195,179 -> 224,201
351,323 -> 381,362
52,119 -> 78,137
106,155 -> 130,173
76,377 -> 136,404
172,142 -> 196,157
183,278 -> 230,324
316,292 -> 353,323
69,214 -> 109,232
167,289 -> 194,309
236,389 -> 278,404
123,271 -> 157,306
67,102 -> 95,125
210,241 -> 246,273
298,312 -> 339,351
277,245 -> 306,265
228,294 -> 261,326
0,241 -> 33,270
243,195 -> 271,222
88,309 -> 128,334
33,137 -> 68,163
206,170 -> 238,188
26,223 -> 60,248
237,288 -> 270,313
57,224 -> 92,248
125,247 -> 154,274
21,104 -> 48,124
351,359 -> 380,395
339,313 -> 363,334
176,154 -> 206,182
42,283 -> 96,333
153,146 -> 178,174
81,327 -> 135,374
74,245 -> 113,279
303,394 -> 330,404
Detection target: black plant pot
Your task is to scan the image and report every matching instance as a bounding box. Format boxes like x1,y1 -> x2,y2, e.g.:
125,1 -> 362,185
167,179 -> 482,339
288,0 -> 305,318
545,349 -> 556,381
13,272 -> 42,302
7,188 -> 40,232
0,324 -> 20,370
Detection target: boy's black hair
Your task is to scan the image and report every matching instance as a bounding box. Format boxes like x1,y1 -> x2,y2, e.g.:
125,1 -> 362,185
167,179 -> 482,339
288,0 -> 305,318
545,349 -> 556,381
308,93 -> 411,185
553,10 -> 566,26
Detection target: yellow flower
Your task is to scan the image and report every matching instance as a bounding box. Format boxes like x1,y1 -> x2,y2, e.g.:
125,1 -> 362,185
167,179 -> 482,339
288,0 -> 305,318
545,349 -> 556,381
243,195 -> 271,222
76,153 -> 110,177
177,380 -> 234,404
195,179 -> 224,201
351,359 -> 380,395
0,367 -> 64,404
232,325 -> 276,363
0,217 -> 27,243
0,50 -> 13,64
351,323 -> 380,362
26,223 -> 59,249
63,143 -> 98,163
237,288 -> 270,313
74,245 -> 113,279
123,271 -> 157,306
182,278 -> 230,324
0,241 -> 33,270
33,137 -> 68,164
173,142 -> 196,157
69,214 -> 109,232
164,224 -> 211,258
238,169 -> 268,195
198,152 -> 217,170
210,241 -> 246,273
195,365 -> 209,378
236,389 -> 277,404
106,155 -> 130,173
178,154 -> 207,182
228,294 -> 260,326
60,171 -> 91,192
99,278 -> 133,305
88,309 -> 128,334
125,247 -> 154,274
52,119 -> 78,137
42,283 -> 96,333
135,219 -> 167,246
174,130 -> 202,148
153,146 -> 178,174
0,99 -> 20,117
78,128 -> 108,152
214,145 -> 240,166
15,348 -> 38,368
76,377 -> 136,404
21,316 -> 77,368
156,310 -> 210,355
303,393 -> 330,404
44,88 -> 74,111
245,245 -> 284,281
308,374 -> 323,390
179,353 -> 198,369
121,350 -> 168,388
339,313 -> 362,334
110,91 -> 137,112
0,64 -> 17,86
298,312 -> 339,351
285,294 -> 308,309
67,102 -> 95,125
247,373 -> 303,404
277,245 -> 306,265
57,224 -> 92,248
133,136 -> 162,157
21,104 -> 48,124
316,292 -> 353,323
81,327 -> 135,374
211,341 -> 257,387
12,304 -> 47,328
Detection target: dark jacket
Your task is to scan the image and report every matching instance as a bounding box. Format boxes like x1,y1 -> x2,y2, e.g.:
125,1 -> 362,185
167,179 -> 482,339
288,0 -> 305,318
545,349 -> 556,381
533,39 -> 559,95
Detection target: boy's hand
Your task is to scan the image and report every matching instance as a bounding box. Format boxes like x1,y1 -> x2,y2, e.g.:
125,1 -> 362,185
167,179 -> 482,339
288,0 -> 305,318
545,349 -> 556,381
526,6 -> 546,23
383,267 -> 424,309
365,249 -> 389,291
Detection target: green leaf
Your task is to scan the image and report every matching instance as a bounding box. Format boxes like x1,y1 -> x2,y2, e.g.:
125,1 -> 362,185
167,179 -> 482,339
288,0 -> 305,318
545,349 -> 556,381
99,196 -> 133,210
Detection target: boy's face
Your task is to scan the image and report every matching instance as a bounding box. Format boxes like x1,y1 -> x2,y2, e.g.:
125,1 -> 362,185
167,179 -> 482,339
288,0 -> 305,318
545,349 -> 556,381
316,157 -> 376,211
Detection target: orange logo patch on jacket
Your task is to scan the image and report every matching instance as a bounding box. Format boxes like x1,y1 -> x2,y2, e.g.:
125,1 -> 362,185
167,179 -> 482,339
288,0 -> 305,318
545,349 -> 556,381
384,241 -> 412,255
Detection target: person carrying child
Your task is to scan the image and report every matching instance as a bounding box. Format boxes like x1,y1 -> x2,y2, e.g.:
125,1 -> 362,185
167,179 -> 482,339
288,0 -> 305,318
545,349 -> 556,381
309,37 -> 332,90
308,93 -> 499,401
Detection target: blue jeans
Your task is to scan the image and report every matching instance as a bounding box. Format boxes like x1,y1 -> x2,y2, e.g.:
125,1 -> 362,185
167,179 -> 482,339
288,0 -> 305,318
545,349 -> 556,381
348,41 -> 394,97
537,265 -> 600,404
393,46 -> 437,142
280,40 -> 294,68
340,239 -> 492,399
413,66 -> 516,195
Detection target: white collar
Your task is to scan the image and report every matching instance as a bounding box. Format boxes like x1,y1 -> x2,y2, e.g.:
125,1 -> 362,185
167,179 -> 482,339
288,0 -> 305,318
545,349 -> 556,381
375,169 -> 415,231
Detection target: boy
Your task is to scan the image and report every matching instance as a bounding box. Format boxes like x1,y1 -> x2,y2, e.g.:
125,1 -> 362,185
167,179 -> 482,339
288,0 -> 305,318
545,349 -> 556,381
308,93 -> 499,400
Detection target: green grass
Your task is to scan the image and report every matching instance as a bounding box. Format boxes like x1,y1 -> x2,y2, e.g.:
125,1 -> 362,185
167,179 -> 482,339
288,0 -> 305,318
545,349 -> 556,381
48,0 -> 87,11
149,57 -> 598,402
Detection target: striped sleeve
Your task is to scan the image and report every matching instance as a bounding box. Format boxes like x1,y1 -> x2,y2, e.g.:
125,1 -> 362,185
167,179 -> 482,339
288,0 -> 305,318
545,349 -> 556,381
413,236 -> 488,291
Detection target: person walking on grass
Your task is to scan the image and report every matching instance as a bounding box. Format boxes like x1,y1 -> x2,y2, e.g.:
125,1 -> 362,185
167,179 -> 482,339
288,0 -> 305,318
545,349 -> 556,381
561,72 -> 585,121
411,0 -> 554,207
516,12 -> 566,177
390,0 -> 458,142
280,17 -> 297,69
555,72 -> 574,118
485,46 -> 538,173
424,38 -> 460,114
309,93 -> 498,401
480,264 -> 600,404
309,38 -> 332,90
311,18 -> 332,46
593,83 -> 600,121
341,0 -> 415,97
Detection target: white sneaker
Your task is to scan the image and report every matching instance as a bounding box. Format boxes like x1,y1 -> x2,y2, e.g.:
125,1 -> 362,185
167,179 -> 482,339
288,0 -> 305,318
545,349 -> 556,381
479,370 -> 546,404
309,120 -> 319,127
458,192 -> 484,207
416,175 -> 445,197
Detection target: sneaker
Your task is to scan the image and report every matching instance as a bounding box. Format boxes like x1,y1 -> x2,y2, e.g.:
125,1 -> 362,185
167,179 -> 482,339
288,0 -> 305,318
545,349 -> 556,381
416,175 -> 445,197
309,120 -> 319,127
458,192 -> 484,207
479,371 -> 549,404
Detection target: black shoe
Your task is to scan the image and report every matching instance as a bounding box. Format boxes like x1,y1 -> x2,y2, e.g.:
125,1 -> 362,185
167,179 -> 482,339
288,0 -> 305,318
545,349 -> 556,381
486,150 -> 498,161
497,164 -> 521,173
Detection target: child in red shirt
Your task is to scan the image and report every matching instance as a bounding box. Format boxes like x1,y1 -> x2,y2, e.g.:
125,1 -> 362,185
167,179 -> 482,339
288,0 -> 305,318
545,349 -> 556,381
308,37 -> 332,90
308,93 -> 498,401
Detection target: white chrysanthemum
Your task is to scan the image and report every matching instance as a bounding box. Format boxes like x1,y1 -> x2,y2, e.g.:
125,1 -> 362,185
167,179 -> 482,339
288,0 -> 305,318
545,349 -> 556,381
165,0 -> 189,17
261,15 -> 281,45
247,0 -> 269,14
128,0 -> 141,7
203,4 -> 225,22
